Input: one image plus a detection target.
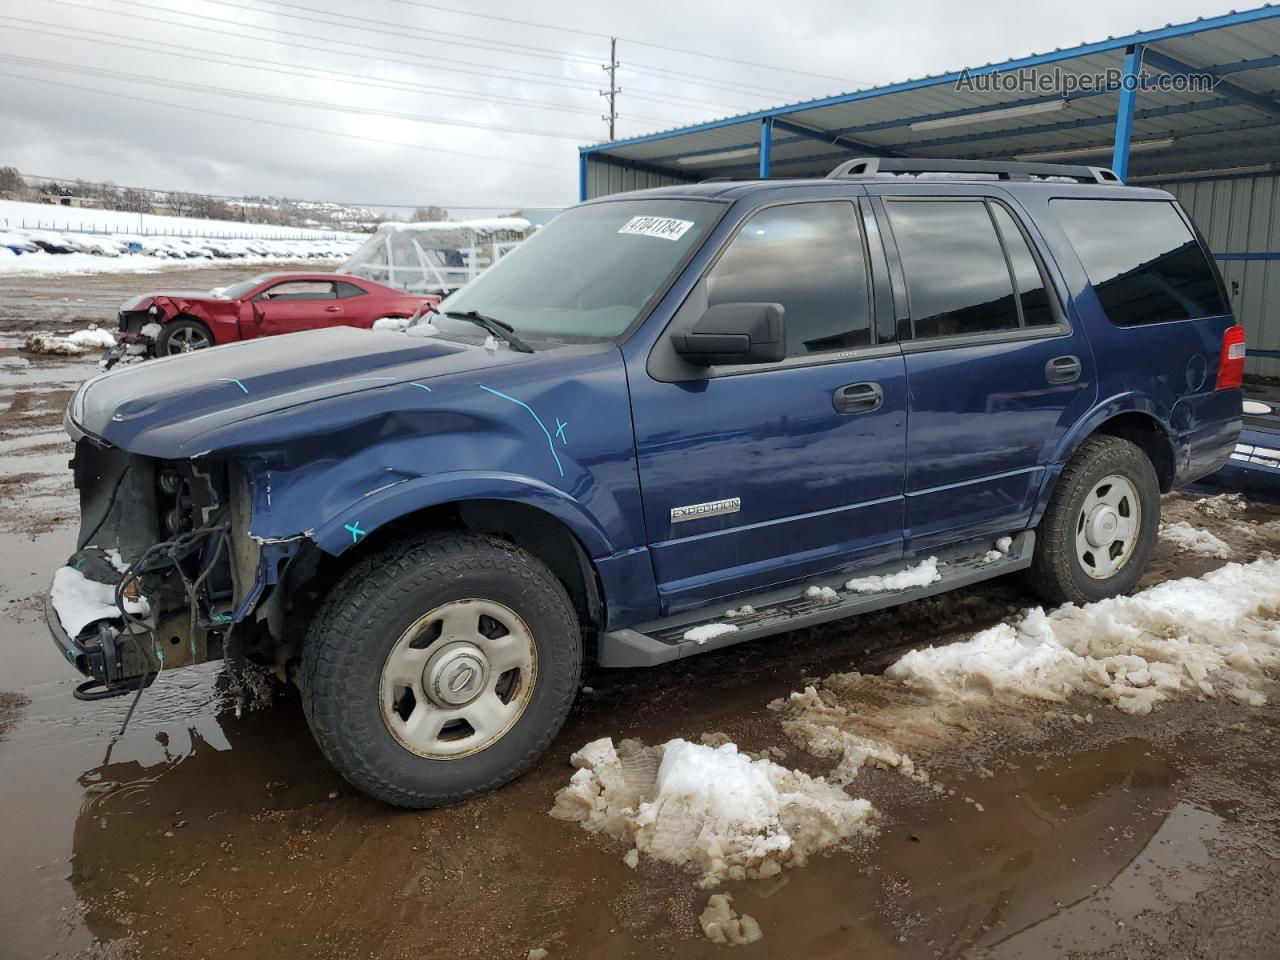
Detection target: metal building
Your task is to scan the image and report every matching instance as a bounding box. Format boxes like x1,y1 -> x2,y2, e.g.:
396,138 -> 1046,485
577,6 -> 1280,378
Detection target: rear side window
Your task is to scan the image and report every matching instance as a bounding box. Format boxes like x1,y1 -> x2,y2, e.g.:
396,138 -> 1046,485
1051,199 -> 1227,325
707,201 -> 872,357
991,204 -> 1055,328
885,200 -> 1020,339
335,281 -> 367,298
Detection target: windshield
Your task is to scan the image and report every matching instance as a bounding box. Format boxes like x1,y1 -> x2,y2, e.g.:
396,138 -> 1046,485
220,275 -> 273,299
437,199 -> 719,341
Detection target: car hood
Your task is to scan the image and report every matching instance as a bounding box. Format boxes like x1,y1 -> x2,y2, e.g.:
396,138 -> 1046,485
121,291 -> 224,310
70,326 -> 530,457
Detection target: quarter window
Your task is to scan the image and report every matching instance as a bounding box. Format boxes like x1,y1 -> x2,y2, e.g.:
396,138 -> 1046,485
707,201 -> 872,358
1051,199 -> 1227,325
885,200 -> 1019,339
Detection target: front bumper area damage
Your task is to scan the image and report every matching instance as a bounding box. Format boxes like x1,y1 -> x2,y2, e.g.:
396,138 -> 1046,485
45,436 -> 267,699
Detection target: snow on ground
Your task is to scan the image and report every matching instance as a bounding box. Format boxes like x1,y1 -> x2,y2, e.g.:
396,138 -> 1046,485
845,556 -> 941,593
549,736 -> 876,888
0,249 -> 351,278
24,326 -> 116,355
1194,493 -> 1248,520
0,198 -> 364,240
699,893 -> 763,945
887,557 -> 1280,714
776,557 -> 1280,791
1159,520 -> 1232,558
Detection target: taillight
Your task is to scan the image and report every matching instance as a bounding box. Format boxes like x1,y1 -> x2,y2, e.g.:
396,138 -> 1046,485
1216,324 -> 1246,390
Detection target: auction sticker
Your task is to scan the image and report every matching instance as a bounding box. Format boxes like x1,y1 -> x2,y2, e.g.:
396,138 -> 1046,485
618,216 -> 694,241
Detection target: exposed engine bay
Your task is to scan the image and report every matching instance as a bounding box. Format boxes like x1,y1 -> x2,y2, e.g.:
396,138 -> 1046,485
48,439 -> 263,700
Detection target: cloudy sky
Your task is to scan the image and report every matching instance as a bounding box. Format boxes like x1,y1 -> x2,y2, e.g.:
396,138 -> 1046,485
0,0 -> 1251,214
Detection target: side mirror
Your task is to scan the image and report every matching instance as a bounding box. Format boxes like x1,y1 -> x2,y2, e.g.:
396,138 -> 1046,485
670,302 -> 785,366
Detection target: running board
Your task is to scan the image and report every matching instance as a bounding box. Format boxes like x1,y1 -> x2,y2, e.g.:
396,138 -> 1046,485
598,532 -> 1034,667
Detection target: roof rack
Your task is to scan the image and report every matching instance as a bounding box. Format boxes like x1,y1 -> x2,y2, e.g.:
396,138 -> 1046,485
826,157 -> 1121,185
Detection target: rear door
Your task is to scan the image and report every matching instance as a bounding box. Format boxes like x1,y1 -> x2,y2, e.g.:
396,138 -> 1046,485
253,280 -> 344,335
869,188 -> 1097,550
630,197 -> 908,613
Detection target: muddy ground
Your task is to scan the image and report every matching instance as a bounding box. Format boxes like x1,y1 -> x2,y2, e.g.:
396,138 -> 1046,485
1,266 -> 1279,960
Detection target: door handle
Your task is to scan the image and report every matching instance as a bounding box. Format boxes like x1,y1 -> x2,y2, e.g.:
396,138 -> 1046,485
323,305 -> 341,313
833,381 -> 883,414
1046,355 -> 1081,384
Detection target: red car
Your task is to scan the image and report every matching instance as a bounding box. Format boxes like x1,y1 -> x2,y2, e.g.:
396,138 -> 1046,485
112,273 -> 437,361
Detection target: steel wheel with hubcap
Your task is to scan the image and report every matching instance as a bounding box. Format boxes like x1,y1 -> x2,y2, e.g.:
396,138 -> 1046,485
1028,435 -> 1160,605
380,599 -> 537,759
1074,474 -> 1141,579
300,533 -> 581,808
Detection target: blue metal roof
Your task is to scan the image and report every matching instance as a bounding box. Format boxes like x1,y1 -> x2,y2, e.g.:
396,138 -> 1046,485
580,6 -> 1280,197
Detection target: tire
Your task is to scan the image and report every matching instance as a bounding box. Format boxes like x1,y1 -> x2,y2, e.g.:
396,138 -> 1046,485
155,318 -> 213,355
299,532 -> 582,808
1026,435 -> 1161,606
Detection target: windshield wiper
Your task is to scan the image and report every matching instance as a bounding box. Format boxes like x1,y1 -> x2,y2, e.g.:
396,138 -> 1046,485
441,309 -> 534,353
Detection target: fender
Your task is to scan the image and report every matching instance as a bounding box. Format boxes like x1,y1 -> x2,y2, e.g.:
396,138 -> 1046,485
305,470 -> 618,559
1029,392 -> 1176,527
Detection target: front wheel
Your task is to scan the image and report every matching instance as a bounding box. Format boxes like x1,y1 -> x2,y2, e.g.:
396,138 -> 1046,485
299,533 -> 582,808
155,318 -> 213,355
1026,436 -> 1160,606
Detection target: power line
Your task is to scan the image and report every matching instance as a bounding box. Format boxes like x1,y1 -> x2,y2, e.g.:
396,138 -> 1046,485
0,53 -> 598,140
197,0 -> 606,69
1,17 -> 616,120
370,0 -> 876,86
0,70 -> 567,170
623,63 -> 809,103
35,0 -> 604,94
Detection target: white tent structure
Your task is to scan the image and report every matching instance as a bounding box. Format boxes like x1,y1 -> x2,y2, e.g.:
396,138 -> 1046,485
340,217 -> 531,295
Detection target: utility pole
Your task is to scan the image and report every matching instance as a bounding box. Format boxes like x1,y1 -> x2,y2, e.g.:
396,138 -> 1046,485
601,37 -> 619,141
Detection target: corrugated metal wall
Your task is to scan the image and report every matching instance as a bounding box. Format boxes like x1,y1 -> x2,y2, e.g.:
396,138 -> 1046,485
1160,174 -> 1280,380
584,157 -> 687,199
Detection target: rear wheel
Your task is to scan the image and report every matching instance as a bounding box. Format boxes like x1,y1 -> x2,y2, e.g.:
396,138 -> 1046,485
1027,436 -> 1160,606
155,318 -> 213,355
300,533 -> 582,808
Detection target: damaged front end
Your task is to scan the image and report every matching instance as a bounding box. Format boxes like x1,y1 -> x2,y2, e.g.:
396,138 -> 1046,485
47,436 -> 271,700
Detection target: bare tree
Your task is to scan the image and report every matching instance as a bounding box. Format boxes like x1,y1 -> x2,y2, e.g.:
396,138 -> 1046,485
413,205 -> 449,223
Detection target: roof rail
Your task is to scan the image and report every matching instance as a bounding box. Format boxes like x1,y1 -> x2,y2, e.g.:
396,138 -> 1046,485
827,157 -> 1121,185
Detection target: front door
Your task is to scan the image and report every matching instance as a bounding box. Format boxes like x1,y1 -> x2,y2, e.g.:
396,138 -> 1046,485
252,279 -> 345,335
630,199 -> 908,614
869,190 -> 1098,549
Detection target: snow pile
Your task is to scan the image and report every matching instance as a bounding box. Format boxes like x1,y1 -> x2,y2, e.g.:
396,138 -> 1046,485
775,558 -> 1280,784
1159,521 -> 1231,558
684,623 -> 739,644
774,687 -> 930,786
886,557 -> 1280,716
372,316 -> 411,332
1194,493 -> 1247,520
549,737 -> 876,887
805,585 -> 839,603
23,325 -> 116,355
725,604 -> 755,618
700,894 -> 763,946
50,565 -> 147,636
845,556 -> 941,593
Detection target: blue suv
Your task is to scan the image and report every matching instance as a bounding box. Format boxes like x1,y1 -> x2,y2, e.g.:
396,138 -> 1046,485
48,158 -> 1244,806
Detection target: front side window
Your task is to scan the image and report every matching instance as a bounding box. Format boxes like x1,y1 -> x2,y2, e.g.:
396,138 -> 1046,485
706,201 -> 872,357
886,199 -> 1019,339
439,199 -> 717,341
259,281 -> 336,301
1051,199 -> 1227,325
